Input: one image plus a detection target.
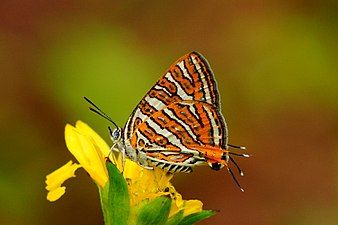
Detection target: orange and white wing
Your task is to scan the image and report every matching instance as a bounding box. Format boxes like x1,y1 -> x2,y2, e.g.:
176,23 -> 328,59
123,52 -> 226,146
128,100 -> 228,172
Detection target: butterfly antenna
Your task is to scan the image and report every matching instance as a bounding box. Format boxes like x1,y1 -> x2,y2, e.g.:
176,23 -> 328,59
227,166 -> 244,192
108,126 -> 114,136
84,97 -> 119,129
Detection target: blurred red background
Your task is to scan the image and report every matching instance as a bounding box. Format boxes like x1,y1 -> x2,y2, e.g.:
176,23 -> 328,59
1,1 -> 337,224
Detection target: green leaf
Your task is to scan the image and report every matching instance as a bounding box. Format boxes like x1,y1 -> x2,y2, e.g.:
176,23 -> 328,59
166,210 -> 184,225
177,210 -> 215,225
100,162 -> 130,225
136,196 -> 172,225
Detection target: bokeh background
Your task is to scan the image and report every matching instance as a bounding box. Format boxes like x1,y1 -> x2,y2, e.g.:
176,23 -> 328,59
1,1 -> 337,224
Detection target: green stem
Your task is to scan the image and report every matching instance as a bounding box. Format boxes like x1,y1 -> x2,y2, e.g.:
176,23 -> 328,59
99,187 -> 110,225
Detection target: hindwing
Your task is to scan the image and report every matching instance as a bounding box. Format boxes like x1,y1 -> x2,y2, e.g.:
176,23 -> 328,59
127,100 -> 228,172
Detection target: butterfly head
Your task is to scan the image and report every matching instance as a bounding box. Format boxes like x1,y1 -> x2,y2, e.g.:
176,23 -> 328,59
110,127 -> 122,143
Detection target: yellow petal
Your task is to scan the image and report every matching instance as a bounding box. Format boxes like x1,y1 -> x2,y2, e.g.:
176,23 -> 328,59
45,161 -> 81,201
168,187 -> 184,216
65,123 -> 108,187
47,187 -> 66,202
75,121 -> 116,163
183,200 -> 203,216
166,186 -> 203,217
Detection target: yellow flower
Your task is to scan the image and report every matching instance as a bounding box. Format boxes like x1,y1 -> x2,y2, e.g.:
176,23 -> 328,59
45,121 -> 114,201
121,158 -> 203,217
45,120 -> 203,216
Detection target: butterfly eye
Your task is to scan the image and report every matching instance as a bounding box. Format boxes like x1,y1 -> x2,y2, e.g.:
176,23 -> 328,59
112,128 -> 121,140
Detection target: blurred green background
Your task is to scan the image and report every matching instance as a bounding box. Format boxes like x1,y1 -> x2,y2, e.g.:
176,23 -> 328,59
1,1 -> 337,224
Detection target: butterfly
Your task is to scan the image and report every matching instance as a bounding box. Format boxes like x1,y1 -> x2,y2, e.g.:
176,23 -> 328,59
85,52 -> 249,191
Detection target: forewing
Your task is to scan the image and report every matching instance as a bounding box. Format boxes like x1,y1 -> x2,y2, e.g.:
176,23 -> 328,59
124,52 -> 221,142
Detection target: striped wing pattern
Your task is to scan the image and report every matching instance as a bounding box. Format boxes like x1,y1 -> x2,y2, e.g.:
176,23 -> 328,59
123,52 -> 228,173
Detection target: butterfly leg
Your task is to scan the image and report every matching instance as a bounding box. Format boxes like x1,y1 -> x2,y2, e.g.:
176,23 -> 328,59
120,148 -> 155,171
105,143 -> 119,165
110,143 -> 120,153
121,146 -> 126,173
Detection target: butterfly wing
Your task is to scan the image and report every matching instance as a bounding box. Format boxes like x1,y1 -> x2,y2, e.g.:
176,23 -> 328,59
124,51 -> 226,144
129,100 -> 227,172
